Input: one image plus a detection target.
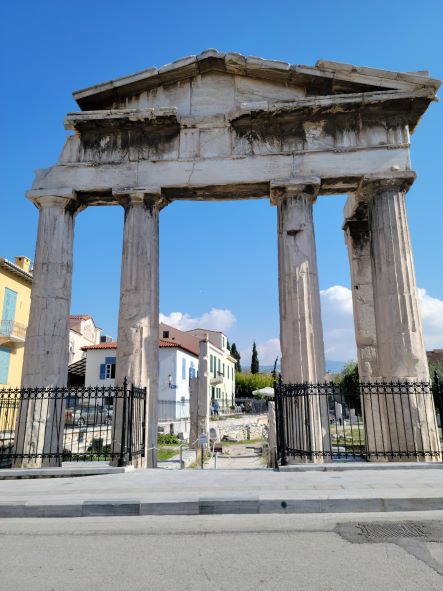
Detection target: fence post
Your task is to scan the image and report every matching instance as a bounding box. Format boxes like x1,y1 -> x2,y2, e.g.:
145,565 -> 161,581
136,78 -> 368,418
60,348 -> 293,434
128,384 -> 134,464
434,371 -> 443,431
276,374 -> 287,466
118,377 -> 128,467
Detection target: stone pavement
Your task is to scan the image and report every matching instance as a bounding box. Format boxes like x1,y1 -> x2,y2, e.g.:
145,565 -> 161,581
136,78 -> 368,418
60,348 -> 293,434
0,464 -> 443,517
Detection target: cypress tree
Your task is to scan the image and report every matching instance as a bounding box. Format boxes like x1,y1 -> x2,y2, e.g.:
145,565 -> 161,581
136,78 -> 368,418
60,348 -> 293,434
230,343 -> 242,372
251,342 -> 259,374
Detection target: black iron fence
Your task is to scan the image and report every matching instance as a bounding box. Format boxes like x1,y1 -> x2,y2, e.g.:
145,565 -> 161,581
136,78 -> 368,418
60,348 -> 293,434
275,375 -> 443,464
0,379 -> 146,468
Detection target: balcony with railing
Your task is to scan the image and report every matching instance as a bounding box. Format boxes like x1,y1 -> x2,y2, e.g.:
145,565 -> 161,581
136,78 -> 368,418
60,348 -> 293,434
0,320 -> 27,344
210,370 -> 224,386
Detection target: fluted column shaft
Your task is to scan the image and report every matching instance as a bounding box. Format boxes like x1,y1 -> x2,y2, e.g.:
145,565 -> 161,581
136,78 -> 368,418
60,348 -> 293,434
275,182 -> 325,382
369,180 -> 428,380
272,178 -> 330,463
344,220 -> 379,381
114,190 -> 163,468
364,174 -> 440,461
14,192 -> 78,468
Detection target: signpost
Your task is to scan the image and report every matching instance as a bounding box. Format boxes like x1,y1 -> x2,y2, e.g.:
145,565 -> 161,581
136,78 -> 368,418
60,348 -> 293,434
198,433 -> 208,469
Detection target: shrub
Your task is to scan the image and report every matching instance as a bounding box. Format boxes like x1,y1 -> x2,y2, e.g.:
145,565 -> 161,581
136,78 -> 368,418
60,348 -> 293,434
157,433 -> 180,445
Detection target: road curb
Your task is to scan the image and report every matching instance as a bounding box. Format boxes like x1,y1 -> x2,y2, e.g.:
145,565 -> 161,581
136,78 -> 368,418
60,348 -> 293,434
0,466 -> 134,480
1,495 -> 442,518
278,462 -> 443,472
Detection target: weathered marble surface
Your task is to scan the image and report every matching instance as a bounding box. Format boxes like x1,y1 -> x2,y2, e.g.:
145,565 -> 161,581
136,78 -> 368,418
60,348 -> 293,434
14,193 -> 78,468
344,219 -> 379,380
189,338 -> 210,449
19,52 -> 441,467
35,51 -> 439,202
113,191 -> 163,468
353,173 -> 441,461
273,179 -> 330,463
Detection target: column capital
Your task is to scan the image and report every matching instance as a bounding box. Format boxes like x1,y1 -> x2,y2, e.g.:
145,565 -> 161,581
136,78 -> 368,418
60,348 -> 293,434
113,187 -> 168,210
26,188 -> 78,210
356,171 -> 416,201
270,176 -> 321,205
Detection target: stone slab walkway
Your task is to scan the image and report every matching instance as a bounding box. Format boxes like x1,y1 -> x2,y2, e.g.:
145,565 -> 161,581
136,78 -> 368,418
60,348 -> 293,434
1,465 -> 443,517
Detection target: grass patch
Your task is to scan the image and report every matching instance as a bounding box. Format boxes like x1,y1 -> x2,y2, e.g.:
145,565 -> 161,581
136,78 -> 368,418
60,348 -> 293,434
157,446 -> 179,461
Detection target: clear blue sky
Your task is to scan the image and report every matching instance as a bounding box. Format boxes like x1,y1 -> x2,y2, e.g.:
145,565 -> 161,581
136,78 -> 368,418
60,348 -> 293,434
1,1 -> 442,365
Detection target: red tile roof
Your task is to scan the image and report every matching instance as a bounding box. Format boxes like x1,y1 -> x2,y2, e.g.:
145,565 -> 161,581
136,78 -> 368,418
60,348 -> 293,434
70,315 -> 92,320
82,340 -> 198,357
82,342 -> 117,350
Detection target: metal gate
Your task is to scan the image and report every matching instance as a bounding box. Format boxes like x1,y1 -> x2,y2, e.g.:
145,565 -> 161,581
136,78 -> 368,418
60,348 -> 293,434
275,375 -> 443,465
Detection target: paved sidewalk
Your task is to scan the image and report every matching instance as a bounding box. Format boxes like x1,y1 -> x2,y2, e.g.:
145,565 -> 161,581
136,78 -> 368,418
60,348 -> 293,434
1,464 -> 443,517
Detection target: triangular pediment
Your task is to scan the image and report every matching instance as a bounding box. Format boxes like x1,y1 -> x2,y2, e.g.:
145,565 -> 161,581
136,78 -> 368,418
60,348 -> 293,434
73,49 -> 440,111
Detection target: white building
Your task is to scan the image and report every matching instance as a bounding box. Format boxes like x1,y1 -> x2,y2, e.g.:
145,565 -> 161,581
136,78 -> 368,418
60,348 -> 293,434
69,315 -> 101,363
186,328 -> 236,408
82,323 -> 200,420
80,323 -> 236,413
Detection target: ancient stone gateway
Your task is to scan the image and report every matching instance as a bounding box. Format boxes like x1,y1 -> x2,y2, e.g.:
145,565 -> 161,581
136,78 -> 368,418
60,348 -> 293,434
16,50 -> 441,467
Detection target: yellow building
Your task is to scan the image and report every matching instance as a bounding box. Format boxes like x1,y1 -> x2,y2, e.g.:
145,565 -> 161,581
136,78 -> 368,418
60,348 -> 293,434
0,256 -> 32,388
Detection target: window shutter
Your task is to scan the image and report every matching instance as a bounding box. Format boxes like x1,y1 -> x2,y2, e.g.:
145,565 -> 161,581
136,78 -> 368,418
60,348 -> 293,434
0,346 -> 11,385
2,289 -> 18,322
105,357 -> 116,364
99,364 -> 106,380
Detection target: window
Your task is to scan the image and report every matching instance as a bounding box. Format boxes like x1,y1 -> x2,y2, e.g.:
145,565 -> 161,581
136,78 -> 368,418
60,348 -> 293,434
0,346 -> 11,385
189,362 -> 196,379
163,330 -> 169,338
182,357 -> 186,380
217,359 -> 220,373
105,364 -> 115,379
210,354 -> 214,372
99,356 -> 116,380
222,363 -> 225,376
211,386 -> 215,399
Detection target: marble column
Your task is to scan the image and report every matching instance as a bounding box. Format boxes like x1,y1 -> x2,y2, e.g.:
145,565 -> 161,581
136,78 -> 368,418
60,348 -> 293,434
271,178 -> 330,462
189,336 -> 210,449
14,190 -> 79,468
344,212 -> 385,459
344,219 -> 379,380
113,189 -> 164,468
361,172 -> 440,461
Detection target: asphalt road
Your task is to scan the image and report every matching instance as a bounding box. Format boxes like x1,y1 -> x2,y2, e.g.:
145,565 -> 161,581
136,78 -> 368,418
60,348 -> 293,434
0,512 -> 442,590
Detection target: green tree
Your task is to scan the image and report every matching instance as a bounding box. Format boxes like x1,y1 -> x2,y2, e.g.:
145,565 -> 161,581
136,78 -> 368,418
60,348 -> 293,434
251,342 -> 259,374
230,342 -> 242,372
235,372 -> 274,398
429,361 -> 443,381
334,361 -> 360,413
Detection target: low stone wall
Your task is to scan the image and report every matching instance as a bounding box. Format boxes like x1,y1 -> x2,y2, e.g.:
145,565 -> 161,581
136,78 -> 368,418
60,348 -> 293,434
210,414 -> 268,441
158,419 -> 190,440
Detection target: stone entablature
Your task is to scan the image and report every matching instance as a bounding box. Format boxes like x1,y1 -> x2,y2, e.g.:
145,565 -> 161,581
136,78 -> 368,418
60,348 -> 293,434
15,51 -> 441,467
33,50 -> 439,204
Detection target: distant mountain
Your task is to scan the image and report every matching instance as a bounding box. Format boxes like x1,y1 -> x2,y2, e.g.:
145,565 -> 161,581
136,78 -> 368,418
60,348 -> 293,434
240,360 -> 348,374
